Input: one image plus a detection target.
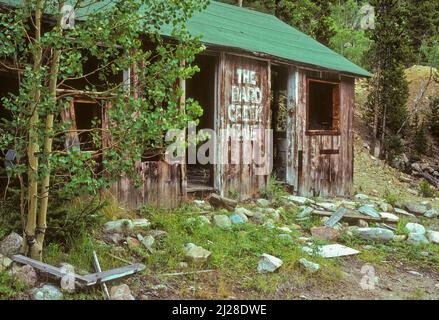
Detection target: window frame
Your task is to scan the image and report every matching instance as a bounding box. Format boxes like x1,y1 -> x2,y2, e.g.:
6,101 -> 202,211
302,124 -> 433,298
306,77 -> 341,136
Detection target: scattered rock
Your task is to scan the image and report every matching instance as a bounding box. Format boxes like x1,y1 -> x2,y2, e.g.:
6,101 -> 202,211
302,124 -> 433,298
103,232 -> 124,244
213,215 -> 232,230
299,258 -> 320,273
177,262 -> 189,269
252,212 -> 266,224
269,209 -> 281,221
424,209 -> 438,218
31,284 -> 63,300
132,218 -> 151,229
302,244 -> 360,258
104,219 -> 134,233
358,205 -> 381,218
257,253 -> 283,273
394,208 -> 415,217
13,264 -> 38,287
283,195 -> 314,205
256,199 -> 270,207
355,194 -> 369,200
277,226 -> 293,233
235,207 -> 254,217
184,243 -> 211,263
405,223 -> 426,235
354,228 -> 394,242
379,202 -> 394,212
0,232 -> 23,256
379,212 -> 399,222
310,226 -> 339,241
426,230 -> 439,244
137,234 -> 155,252
110,284 -> 135,300
316,202 -> 337,211
263,219 -> 275,228
230,213 -> 247,225
357,219 -> 369,228
126,237 -> 141,250
0,254 -> 13,272
297,206 -> 314,218
407,233 -> 429,245
404,203 -> 428,215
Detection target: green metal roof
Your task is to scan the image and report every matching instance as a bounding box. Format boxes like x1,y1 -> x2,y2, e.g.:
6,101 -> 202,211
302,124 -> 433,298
170,1 -> 370,77
0,0 -> 371,77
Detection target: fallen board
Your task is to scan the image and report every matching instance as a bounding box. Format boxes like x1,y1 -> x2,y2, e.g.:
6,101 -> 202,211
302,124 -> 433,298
323,208 -> 348,227
302,244 -> 360,258
13,255 -> 145,287
312,210 -> 397,224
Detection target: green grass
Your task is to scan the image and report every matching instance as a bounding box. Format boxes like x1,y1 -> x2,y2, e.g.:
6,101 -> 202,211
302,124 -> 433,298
0,271 -> 27,300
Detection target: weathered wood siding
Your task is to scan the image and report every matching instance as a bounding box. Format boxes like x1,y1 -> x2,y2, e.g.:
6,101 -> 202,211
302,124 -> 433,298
216,53 -> 271,199
110,161 -> 184,209
287,69 -> 354,197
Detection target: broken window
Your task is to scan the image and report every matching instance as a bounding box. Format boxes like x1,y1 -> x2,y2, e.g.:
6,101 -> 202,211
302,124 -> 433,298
307,79 -> 340,134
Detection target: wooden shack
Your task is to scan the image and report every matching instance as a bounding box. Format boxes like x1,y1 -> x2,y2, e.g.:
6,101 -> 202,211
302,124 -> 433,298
0,1 -> 370,209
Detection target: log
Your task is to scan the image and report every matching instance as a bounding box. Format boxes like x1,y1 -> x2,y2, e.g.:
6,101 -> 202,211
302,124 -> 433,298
208,193 -> 238,211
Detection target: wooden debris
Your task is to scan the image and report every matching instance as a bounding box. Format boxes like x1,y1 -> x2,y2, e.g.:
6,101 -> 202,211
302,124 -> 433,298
323,208 -> 348,227
313,210 -> 397,224
92,251 -> 110,300
12,254 -> 145,287
208,193 -> 237,211
159,270 -> 215,277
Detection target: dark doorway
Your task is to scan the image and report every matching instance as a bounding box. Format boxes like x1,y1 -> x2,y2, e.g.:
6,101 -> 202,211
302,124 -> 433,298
271,65 -> 289,181
185,54 -> 217,192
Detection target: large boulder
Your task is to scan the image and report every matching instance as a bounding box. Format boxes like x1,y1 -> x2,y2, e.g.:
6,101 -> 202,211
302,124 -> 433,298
257,254 -> 283,273
110,284 -> 135,300
354,228 -> 394,242
424,209 -> 438,218
426,230 -> 439,244
230,214 -> 247,225
235,207 -> 254,217
30,284 -> 63,300
0,232 -> 23,256
12,264 -> 38,287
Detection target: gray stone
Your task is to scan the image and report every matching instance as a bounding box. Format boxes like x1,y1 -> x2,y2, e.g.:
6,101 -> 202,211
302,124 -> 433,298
269,209 -> 281,221
379,212 -> 399,222
132,218 -> 151,229
354,228 -> 395,242
407,233 -> 429,245
213,215 -> 232,230
358,205 -> 381,218
316,202 -> 337,212
263,219 -> 276,228
252,212 -> 266,224
394,207 -> 415,217
393,235 -> 407,242
137,234 -> 155,251
0,232 -> 23,256
178,262 -> 189,269
283,195 -> 314,205
110,284 -> 135,300
13,264 -> 38,287
355,194 -> 370,200
298,206 -> 314,218
405,223 -> 426,235
358,219 -> 369,228
404,203 -> 428,215
256,198 -> 270,207
31,284 -> 63,300
299,258 -> 320,273
0,254 -> 13,272
184,243 -> 211,263
379,202 -> 394,212
230,214 -> 246,225
424,208 -> 438,218
235,207 -> 254,217
426,230 -> 439,244
104,219 -> 134,233
257,253 -> 283,273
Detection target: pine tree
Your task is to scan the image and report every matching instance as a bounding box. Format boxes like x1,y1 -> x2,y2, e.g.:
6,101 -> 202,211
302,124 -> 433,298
365,0 -> 410,159
429,96 -> 439,138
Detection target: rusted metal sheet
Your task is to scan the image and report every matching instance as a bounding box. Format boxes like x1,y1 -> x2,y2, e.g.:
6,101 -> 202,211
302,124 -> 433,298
217,53 -> 271,199
287,70 -> 354,196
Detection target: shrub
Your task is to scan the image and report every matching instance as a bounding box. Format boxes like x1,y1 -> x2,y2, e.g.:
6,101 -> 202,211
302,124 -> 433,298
418,179 -> 436,198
